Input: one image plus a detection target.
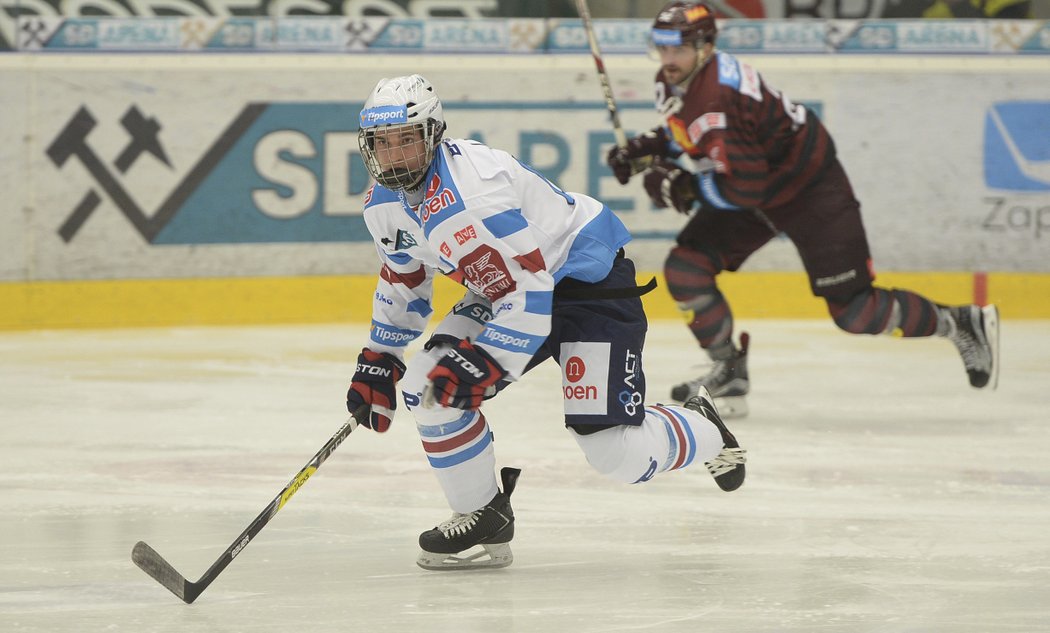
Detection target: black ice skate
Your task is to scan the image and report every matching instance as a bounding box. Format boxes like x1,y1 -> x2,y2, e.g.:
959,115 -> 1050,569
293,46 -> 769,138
685,388 -> 746,492
417,467 -> 521,571
671,332 -> 750,418
947,304 -> 1000,390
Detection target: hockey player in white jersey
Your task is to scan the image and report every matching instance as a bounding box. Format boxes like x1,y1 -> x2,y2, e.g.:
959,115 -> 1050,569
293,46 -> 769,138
346,74 -> 747,571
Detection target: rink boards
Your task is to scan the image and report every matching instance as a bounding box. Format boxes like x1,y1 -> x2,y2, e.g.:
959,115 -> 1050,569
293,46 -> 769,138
2,270 -> 1047,329
1,53 -> 1048,328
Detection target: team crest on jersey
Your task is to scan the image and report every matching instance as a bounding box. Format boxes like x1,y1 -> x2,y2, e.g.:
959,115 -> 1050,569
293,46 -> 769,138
460,244 -> 516,300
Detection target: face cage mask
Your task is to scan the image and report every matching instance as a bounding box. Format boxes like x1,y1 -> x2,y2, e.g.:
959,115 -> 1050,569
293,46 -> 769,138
358,122 -> 438,191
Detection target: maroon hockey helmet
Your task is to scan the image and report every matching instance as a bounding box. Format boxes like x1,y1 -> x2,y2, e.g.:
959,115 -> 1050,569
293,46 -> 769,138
651,2 -> 718,47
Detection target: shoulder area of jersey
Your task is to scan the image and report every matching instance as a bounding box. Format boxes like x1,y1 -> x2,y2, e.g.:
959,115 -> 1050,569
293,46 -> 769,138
362,182 -> 401,210
440,137 -> 514,182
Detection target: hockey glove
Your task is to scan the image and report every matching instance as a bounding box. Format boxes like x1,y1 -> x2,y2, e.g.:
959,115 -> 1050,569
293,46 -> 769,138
426,339 -> 507,411
643,158 -> 701,214
346,348 -> 406,432
606,128 -> 669,185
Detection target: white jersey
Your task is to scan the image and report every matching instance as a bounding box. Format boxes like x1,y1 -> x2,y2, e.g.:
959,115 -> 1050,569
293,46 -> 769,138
362,138 -> 632,379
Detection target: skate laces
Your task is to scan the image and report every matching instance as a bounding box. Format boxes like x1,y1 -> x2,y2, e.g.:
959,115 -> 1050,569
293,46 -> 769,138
956,335 -> 984,369
705,447 -> 747,477
703,359 -> 731,382
436,511 -> 481,538
950,309 -> 988,370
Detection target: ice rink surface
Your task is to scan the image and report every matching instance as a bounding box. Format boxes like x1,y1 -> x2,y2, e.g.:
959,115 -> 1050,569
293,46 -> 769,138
1,319 -> 1048,633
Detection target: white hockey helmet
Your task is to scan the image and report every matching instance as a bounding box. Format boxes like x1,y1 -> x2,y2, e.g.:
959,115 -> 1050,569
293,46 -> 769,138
358,74 -> 446,190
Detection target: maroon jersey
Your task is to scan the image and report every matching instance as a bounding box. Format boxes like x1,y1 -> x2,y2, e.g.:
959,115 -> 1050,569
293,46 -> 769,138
657,51 -> 836,211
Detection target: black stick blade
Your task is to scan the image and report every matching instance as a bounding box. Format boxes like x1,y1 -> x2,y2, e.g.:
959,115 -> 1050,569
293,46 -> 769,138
132,541 -> 198,604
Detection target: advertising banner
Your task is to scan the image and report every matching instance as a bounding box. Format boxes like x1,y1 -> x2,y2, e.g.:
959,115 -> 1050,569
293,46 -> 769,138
2,54 -> 1048,284
5,15 -> 1050,53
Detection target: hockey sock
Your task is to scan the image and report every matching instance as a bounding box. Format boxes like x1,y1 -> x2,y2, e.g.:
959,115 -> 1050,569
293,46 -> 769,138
418,410 -> 498,513
828,287 -> 940,337
570,404 -> 723,484
664,246 -> 733,348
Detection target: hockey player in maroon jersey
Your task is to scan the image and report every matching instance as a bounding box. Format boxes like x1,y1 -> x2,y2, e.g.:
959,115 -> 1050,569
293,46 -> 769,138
607,1 -> 999,417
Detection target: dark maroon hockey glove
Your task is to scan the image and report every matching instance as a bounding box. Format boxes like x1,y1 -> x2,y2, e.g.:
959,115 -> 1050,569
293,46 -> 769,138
643,158 -> 700,214
426,339 -> 507,411
606,128 -> 669,185
346,348 -> 406,432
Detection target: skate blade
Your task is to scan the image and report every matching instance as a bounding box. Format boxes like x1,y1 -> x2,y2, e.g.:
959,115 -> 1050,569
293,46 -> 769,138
713,395 -> 748,419
982,304 -> 1000,390
416,543 -> 513,571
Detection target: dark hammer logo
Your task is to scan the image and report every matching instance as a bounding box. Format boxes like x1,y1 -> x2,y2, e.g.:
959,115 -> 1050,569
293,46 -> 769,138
46,103 -> 267,243
47,105 -> 171,242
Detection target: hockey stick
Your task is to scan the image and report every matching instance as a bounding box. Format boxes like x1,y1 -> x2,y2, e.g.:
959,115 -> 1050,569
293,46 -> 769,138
132,410 -> 364,604
574,0 -> 652,174
574,0 -> 628,148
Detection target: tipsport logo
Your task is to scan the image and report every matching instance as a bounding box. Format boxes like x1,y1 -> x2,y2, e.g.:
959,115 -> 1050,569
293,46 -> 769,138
360,105 -> 407,127
46,102 -> 375,244
983,102 -> 1050,192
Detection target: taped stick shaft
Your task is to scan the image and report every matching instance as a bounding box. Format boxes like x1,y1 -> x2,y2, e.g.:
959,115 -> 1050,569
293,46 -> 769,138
132,413 -> 361,603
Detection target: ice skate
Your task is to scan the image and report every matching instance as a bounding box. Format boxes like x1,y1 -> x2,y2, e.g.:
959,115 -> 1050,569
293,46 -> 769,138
684,388 -> 746,492
947,304 -> 1000,390
671,332 -> 750,418
417,467 -> 520,571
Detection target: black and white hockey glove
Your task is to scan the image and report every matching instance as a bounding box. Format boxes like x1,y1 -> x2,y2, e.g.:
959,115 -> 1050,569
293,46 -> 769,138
606,128 -> 669,185
643,158 -> 701,214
